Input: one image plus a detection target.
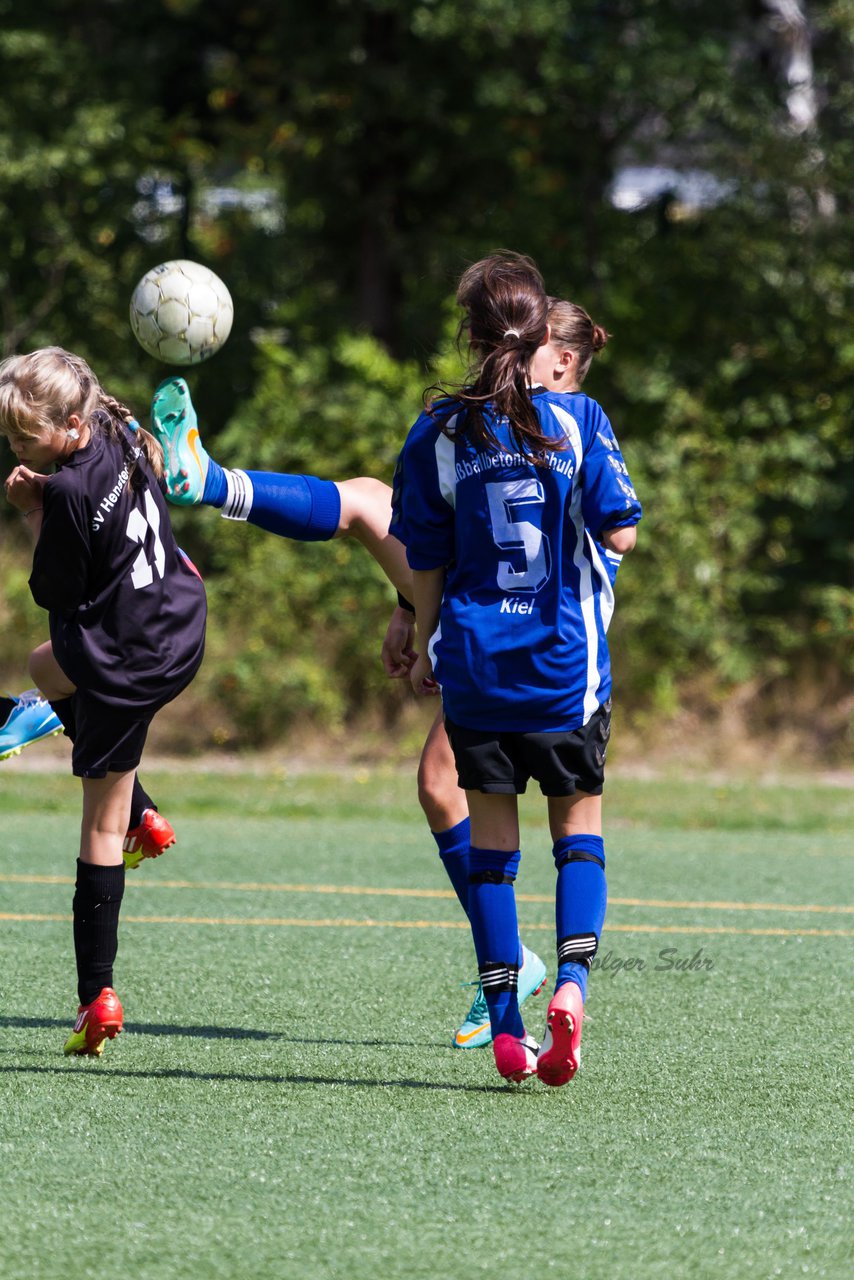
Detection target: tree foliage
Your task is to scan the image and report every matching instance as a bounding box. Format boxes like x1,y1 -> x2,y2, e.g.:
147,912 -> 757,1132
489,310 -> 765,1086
0,0 -> 851,756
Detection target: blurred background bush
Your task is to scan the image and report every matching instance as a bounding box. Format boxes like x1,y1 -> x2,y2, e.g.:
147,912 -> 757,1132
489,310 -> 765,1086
1,0 -> 851,761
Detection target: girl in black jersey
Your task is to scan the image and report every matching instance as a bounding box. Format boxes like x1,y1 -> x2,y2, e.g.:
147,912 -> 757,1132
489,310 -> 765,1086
1,347 -> 206,1057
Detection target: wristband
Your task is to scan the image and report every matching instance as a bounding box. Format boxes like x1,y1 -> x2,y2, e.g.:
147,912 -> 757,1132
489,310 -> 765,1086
397,591 -> 416,614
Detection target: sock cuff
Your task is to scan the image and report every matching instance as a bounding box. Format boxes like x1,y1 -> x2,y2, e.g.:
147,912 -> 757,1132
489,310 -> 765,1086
303,475 -> 342,541
553,833 -> 605,869
468,846 -> 521,880
221,469 -> 255,521
431,817 -> 471,856
75,859 -> 125,899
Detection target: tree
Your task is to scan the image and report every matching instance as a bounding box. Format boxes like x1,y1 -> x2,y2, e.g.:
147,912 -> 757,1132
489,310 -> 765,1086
0,0 -> 850,753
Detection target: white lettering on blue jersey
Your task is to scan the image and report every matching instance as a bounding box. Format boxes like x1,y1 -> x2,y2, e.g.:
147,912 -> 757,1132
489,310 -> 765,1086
435,428 -> 457,509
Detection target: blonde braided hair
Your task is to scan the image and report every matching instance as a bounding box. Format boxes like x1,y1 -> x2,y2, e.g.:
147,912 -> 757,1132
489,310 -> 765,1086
0,347 -> 163,481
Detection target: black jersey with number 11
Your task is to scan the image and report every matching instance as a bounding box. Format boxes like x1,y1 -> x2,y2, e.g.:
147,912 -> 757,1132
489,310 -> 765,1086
29,427 -> 206,710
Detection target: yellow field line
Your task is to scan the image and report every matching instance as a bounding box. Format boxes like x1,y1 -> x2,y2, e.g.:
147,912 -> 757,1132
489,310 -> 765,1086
608,896 -> 854,915
1,911 -> 852,938
0,873 -> 851,916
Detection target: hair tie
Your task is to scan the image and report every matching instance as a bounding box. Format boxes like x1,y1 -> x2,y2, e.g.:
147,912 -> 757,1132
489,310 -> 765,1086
503,328 -> 520,339
127,418 -> 140,433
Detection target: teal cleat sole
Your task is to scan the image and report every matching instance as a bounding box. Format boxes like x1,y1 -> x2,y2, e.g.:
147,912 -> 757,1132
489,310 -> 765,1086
150,377 -> 209,505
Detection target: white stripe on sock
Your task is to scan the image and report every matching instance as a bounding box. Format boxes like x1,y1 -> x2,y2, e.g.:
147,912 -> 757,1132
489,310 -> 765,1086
221,469 -> 254,521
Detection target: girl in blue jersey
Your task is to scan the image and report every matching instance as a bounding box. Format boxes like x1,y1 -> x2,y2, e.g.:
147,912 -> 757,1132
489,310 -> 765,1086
394,253 -> 642,1085
1,348 -> 206,1057
145,293 -> 630,1056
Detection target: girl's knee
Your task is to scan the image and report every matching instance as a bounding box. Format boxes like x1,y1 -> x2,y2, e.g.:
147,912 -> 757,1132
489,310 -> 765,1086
418,756 -> 466,831
28,641 -> 74,699
28,641 -> 52,687
417,761 -> 442,824
336,477 -> 391,538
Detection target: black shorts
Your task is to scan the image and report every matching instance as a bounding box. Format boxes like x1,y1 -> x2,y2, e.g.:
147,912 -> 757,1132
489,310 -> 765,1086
445,701 -> 611,797
71,692 -> 156,779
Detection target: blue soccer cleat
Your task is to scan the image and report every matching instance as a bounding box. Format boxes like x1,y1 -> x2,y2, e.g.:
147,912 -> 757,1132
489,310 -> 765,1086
453,944 -> 547,1049
150,377 -> 209,504
0,690 -> 63,761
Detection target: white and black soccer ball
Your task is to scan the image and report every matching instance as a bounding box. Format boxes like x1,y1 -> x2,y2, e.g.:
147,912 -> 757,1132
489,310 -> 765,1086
129,260 -> 234,365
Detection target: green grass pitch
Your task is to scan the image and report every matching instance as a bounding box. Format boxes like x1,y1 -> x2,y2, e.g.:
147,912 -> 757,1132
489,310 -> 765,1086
0,770 -> 851,1279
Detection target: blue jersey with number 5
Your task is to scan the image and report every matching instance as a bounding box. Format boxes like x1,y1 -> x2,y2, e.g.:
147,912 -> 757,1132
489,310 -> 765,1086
391,389 -> 642,732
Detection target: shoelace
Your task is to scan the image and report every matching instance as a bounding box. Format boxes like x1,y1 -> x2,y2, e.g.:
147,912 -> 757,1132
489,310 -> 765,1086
13,689 -> 47,709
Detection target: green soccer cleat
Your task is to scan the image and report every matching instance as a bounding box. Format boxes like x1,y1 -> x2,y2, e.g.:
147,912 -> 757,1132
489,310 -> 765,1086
452,945 -> 547,1050
150,376 -> 209,504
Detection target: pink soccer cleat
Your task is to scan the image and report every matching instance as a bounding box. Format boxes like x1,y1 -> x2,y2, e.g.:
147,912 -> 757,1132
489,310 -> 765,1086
493,1031 -> 539,1083
537,982 -> 584,1087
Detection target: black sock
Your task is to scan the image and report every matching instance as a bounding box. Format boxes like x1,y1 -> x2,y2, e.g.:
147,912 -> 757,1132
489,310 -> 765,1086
129,778 -> 157,829
72,860 -> 125,1005
0,696 -> 15,724
51,696 -> 155,829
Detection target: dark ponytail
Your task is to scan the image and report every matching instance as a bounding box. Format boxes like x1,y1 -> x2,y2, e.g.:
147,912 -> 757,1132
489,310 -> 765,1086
435,252 -> 557,456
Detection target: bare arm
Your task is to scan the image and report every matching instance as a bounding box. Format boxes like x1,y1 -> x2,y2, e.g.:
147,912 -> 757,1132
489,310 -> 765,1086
380,604 -> 417,678
409,566 -> 445,697
600,524 -> 637,555
4,466 -> 46,540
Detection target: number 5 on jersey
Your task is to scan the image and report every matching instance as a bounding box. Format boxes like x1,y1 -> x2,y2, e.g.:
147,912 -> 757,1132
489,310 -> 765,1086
486,479 -> 551,593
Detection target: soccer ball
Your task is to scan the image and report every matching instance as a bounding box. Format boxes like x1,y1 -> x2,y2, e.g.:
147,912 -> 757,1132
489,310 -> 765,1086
129,260 -> 234,365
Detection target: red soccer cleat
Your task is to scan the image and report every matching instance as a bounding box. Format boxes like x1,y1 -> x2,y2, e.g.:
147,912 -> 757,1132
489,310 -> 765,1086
63,987 -> 124,1057
493,1031 -> 539,1083
123,808 -> 176,870
537,982 -> 584,1087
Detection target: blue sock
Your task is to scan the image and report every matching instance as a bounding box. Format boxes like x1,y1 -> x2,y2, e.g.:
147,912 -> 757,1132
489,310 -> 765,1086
434,821 -> 524,965
205,466 -> 342,541
467,847 -> 524,1038
202,457 -> 227,507
553,834 -> 607,1003
245,472 -> 341,541
432,818 -> 470,918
